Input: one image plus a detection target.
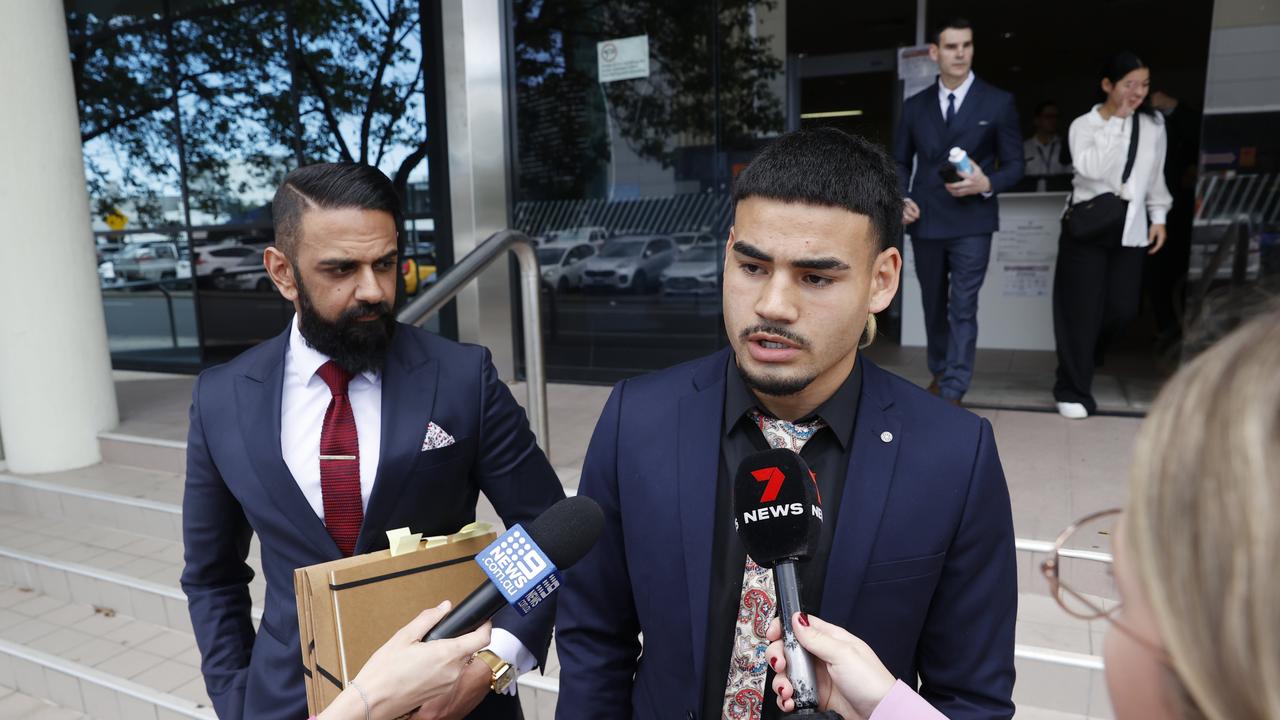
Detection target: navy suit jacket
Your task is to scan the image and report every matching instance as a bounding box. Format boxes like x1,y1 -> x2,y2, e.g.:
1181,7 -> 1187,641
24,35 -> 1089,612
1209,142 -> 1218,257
893,76 -> 1024,239
181,322 -> 565,720
554,350 -> 1016,720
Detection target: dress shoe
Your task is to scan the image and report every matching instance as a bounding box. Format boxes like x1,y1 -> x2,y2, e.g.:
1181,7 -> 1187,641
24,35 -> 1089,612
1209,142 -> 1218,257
927,377 -> 941,396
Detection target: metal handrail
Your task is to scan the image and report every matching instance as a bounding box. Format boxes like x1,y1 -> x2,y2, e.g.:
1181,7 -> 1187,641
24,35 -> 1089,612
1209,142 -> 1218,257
397,230 -> 548,451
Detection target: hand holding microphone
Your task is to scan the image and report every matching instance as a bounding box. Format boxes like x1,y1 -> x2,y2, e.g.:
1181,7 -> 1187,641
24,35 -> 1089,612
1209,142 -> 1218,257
764,613 -> 896,720
316,602 -> 491,720
733,449 -> 842,718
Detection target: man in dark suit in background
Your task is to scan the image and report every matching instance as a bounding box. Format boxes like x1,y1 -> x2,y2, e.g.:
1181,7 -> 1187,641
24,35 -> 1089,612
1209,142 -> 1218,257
181,163 -> 565,720
555,128 -> 1016,720
893,18 -> 1024,404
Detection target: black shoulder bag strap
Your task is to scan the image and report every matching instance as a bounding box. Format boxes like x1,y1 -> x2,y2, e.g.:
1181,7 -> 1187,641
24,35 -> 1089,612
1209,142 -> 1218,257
1120,113 -> 1140,186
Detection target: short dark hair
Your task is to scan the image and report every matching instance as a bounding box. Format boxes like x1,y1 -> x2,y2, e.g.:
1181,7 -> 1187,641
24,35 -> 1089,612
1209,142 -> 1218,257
271,163 -> 402,260
932,17 -> 972,45
732,127 -> 902,253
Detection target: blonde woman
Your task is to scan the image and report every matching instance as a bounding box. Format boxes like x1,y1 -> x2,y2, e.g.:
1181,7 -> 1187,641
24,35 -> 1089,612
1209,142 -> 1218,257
765,309 -> 1280,720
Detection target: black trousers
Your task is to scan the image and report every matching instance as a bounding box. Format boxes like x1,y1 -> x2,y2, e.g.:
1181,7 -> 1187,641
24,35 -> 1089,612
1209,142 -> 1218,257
1052,223 -> 1146,413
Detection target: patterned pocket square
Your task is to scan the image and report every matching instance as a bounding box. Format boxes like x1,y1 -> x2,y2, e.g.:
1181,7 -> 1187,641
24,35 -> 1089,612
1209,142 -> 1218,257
421,422 -> 456,452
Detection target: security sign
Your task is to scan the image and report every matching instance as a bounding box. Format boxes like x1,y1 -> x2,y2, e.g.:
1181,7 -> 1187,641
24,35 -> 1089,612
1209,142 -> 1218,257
597,35 -> 650,83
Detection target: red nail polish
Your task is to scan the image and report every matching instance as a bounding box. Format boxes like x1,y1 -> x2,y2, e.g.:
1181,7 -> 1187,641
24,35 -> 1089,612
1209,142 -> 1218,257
798,613 -> 810,627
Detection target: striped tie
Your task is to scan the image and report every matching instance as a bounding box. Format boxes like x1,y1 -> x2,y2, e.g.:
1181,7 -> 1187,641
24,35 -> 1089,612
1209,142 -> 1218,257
317,361 -> 362,556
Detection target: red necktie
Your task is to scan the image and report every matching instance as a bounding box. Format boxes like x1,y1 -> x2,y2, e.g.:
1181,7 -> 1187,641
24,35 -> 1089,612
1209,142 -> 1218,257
317,360 -> 362,556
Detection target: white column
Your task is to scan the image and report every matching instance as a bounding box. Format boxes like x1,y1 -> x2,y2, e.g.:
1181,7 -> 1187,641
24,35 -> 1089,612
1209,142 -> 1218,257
0,1 -> 119,473
440,0 -> 517,378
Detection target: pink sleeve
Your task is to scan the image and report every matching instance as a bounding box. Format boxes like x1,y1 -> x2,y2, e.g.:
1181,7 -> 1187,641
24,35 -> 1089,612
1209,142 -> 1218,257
869,680 -> 950,720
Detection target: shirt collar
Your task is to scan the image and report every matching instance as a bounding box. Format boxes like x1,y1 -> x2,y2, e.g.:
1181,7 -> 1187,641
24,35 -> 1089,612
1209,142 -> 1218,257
287,314 -> 380,387
938,71 -> 976,104
722,357 -> 863,450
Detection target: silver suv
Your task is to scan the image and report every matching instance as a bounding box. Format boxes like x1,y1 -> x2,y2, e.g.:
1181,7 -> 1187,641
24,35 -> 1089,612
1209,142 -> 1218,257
580,235 -> 679,293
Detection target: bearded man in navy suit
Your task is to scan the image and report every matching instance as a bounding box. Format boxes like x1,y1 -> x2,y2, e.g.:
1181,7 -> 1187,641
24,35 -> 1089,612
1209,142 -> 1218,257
894,17 -> 1024,404
181,163 -> 564,720
555,129 -> 1016,720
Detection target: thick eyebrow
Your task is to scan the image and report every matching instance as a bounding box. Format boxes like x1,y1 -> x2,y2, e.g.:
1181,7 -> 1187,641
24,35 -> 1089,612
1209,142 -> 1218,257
316,250 -> 398,269
732,241 -> 851,272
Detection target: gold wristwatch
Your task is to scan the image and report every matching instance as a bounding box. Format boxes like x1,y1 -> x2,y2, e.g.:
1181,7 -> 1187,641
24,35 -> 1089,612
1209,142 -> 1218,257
472,649 -> 515,694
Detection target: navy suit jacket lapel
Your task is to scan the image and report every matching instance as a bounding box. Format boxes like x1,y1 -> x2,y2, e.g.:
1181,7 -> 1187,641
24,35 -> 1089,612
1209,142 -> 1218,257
236,326 -> 342,558
946,77 -> 986,144
676,348 -> 729,699
356,328 -> 439,553
820,360 -> 902,621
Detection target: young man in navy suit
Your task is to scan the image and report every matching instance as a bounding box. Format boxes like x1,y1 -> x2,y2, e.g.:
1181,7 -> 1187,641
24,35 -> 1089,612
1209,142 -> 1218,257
180,163 -> 565,720
893,18 -> 1024,404
555,129 -> 1016,720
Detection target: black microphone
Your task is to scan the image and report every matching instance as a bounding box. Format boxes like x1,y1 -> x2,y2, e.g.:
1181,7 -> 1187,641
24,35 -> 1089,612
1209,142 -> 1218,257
734,449 -> 842,719
424,495 -> 604,642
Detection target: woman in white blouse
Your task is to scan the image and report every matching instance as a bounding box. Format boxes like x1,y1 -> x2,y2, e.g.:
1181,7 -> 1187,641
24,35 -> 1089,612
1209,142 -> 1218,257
1052,51 -> 1173,420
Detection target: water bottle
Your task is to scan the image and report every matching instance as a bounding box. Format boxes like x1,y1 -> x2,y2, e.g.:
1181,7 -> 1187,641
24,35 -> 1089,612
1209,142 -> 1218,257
948,147 -> 972,175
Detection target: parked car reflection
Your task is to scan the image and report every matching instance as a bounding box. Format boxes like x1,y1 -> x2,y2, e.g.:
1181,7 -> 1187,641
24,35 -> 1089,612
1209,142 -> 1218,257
539,241 -> 596,292
661,245 -> 722,295
580,235 -> 678,293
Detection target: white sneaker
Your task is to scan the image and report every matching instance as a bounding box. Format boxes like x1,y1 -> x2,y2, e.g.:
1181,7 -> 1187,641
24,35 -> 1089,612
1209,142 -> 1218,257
1056,402 -> 1089,419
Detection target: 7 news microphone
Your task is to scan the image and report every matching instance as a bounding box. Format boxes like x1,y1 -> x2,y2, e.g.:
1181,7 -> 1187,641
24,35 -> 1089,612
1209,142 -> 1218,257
734,449 -> 844,719
423,495 -> 604,642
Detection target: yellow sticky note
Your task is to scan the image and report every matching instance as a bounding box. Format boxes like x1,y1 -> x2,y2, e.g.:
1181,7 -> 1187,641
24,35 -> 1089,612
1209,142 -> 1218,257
450,521 -> 492,541
422,535 -> 448,550
386,527 -> 423,556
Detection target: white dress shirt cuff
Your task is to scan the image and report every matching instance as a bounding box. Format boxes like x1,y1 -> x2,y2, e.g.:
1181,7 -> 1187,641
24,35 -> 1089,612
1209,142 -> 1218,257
1148,207 -> 1168,226
485,629 -> 537,696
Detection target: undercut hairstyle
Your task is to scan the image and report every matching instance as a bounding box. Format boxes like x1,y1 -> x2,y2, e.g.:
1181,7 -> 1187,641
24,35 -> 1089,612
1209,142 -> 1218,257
271,163 -> 402,260
932,16 -> 973,45
732,127 -> 903,253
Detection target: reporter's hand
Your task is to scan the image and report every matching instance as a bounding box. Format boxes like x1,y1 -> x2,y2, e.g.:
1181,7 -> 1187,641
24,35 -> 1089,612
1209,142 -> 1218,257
1147,223 -> 1167,255
903,198 -> 921,225
408,656 -> 491,720
766,613 -> 895,720
945,163 -> 992,198
320,601 -> 492,720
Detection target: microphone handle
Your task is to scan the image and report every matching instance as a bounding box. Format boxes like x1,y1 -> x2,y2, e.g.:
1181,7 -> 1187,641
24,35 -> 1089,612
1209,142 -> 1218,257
773,560 -> 820,713
422,582 -> 508,642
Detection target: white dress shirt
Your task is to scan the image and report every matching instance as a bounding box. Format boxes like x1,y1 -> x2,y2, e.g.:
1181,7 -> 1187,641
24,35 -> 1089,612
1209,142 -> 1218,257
937,71 -> 976,121
1067,105 -> 1173,248
280,314 -> 533,689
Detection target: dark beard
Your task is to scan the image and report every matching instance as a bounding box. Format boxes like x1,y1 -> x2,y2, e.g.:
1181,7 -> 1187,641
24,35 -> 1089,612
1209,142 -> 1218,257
736,323 -> 814,396
737,364 -> 815,397
295,271 -> 396,375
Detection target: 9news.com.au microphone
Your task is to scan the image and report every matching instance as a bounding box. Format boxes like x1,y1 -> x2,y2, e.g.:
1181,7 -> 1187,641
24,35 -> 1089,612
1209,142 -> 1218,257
734,449 -> 843,719
423,495 -> 603,642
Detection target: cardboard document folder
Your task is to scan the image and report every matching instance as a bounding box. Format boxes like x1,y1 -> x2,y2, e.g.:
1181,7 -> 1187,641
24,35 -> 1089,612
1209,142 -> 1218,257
294,527 -> 495,716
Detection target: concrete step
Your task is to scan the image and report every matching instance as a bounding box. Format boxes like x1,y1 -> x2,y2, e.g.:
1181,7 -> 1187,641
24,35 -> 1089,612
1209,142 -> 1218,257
0,685 -> 94,720
0,584 -> 213,719
97,434 -> 185,476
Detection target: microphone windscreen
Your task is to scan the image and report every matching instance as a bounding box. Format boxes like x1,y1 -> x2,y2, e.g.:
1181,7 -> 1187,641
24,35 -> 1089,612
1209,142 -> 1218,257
523,495 -> 604,570
733,448 -> 823,567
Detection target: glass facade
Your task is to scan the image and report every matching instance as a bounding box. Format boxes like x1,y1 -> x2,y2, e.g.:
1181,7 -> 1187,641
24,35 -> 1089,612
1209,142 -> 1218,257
510,0 -> 1221,402
68,0 -> 445,371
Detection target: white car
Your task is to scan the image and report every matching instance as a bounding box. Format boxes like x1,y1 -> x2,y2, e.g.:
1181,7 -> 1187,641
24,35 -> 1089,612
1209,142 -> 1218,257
193,244 -> 259,276
538,242 -> 596,292
660,245 -> 721,295
543,226 -> 612,247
